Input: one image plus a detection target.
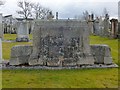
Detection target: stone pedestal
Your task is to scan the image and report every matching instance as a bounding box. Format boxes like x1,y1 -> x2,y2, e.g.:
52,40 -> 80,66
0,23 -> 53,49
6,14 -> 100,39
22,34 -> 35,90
0,13 -> 3,40
94,18 -> 100,35
90,44 -> 113,64
16,21 -> 29,42
110,19 -> 118,38
0,13 -> 3,62
10,45 -> 32,65
29,20 -> 95,66
0,38 -> 2,61
88,21 -> 94,34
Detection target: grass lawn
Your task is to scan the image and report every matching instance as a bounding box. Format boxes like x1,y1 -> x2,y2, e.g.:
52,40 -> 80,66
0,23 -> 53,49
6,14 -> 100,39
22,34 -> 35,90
3,34 -> 33,40
2,34 -> 119,88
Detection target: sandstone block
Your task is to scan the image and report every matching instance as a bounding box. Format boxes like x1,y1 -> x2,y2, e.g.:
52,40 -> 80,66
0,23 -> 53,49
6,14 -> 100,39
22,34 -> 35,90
90,44 -> 113,64
10,45 -> 33,65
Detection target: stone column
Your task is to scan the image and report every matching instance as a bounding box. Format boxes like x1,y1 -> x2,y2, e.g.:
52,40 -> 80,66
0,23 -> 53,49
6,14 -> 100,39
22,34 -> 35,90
16,20 -> 29,42
0,38 -> 2,60
0,13 -> 3,40
0,14 -> 3,89
56,12 -> 58,20
110,19 -> 118,38
118,1 -> 120,22
94,18 -> 99,35
0,13 -> 3,61
103,14 -> 109,37
88,15 -> 94,34
0,37 -> 2,90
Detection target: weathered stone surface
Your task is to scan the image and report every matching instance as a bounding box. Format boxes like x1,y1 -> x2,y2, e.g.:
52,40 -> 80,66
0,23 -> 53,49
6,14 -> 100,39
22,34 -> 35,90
16,21 -> 29,42
62,58 -> 77,66
0,13 -> 3,61
0,13 -> 3,39
104,57 -> 113,65
93,18 -> 100,35
90,44 -> 113,64
29,20 -> 95,66
0,38 -> 2,60
110,19 -> 118,39
118,1 -> 120,22
77,53 -> 94,65
10,45 -> 32,65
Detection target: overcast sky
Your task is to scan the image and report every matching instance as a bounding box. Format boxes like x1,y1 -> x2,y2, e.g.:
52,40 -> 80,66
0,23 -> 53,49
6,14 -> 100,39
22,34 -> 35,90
0,0 -> 119,19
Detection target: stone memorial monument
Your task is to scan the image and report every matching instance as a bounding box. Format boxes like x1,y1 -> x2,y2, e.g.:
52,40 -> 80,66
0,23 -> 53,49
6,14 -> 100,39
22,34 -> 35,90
110,19 -> 118,38
88,14 -> 94,34
16,20 -> 29,42
93,17 -> 100,35
103,14 -> 110,37
28,20 -> 95,66
10,20 -> 114,68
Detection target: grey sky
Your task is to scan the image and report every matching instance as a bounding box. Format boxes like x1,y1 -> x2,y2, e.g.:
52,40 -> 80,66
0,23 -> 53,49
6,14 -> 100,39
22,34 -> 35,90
0,0 -> 119,19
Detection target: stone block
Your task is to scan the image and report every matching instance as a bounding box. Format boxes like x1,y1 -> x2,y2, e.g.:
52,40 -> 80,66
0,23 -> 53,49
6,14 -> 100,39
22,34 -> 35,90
104,45 -> 111,57
0,13 -> 3,39
11,45 -> 32,57
104,57 -> 113,65
10,56 -> 29,65
16,21 -> 29,42
90,44 -> 113,64
77,56 -> 94,65
62,58 -> 77,66
47,58 -> 60,66
10,45 -> 33,65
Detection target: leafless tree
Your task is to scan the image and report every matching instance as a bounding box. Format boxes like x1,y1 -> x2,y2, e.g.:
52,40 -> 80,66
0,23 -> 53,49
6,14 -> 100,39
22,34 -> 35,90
16,0 -> 34,19
103,8 -> 109,17
83,10 -> 89,20
0,1 -> 2,6
33,3 -> 51,19
0,0 -> 5,6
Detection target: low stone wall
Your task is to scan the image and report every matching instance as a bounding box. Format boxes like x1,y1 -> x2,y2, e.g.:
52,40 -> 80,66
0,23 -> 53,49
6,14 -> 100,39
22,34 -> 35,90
9,44 -> 113,66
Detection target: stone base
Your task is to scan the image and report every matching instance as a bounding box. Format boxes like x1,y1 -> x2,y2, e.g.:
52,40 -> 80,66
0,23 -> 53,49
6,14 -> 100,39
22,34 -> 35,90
16,37 -> 29,42
2,62 -> 118,70
90,44 -> 113,64
10,45 -> 32,65
104,57 -> 113,65
29,56 -> 95,66
10,44 -> 114,66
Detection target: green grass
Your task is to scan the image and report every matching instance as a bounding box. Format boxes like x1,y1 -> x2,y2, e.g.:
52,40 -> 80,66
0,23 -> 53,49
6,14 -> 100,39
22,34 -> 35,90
3,34 -> 33,40
2,34 -> 119,88
2,69 -> 118,88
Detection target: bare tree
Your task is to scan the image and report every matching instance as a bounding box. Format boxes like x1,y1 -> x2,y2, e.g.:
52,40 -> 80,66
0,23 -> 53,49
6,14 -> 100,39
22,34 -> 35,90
103,8 -> 109,17
0,0 -> 5,6
83,10 -> 89,20
17,0 -> 34,19
0,0 -> 5,7
33,3 -> 51,19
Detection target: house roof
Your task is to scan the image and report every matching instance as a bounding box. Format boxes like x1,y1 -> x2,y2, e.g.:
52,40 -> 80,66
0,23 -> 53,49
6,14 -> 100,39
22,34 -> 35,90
15,18 -> 34,21
4,15 -> 12,18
